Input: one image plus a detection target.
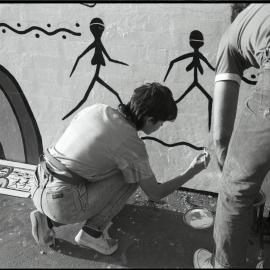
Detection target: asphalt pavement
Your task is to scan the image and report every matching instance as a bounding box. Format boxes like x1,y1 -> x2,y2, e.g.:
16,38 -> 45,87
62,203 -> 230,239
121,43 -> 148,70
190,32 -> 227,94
0,188 -> 268,268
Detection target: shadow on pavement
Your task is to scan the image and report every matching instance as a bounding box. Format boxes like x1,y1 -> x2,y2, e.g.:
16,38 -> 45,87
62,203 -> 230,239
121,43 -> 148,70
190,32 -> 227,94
49,204 -> 215,268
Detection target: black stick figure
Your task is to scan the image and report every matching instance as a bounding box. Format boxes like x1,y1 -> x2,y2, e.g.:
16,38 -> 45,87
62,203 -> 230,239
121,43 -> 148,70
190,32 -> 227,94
164,30 -> 215,131
62,18 -> 129,120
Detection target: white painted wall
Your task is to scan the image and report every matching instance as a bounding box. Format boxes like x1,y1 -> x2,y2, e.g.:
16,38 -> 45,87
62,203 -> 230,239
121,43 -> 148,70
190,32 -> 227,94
1,3 -> 268,205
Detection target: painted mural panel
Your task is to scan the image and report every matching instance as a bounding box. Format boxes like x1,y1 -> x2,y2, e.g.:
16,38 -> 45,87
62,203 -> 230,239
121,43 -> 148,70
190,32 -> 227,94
0,159 -> 35,198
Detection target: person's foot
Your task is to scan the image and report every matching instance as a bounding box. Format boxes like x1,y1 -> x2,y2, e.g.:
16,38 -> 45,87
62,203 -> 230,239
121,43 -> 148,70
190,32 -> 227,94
193,248 -> 214,268
75,223 -> 118,255
30,210 -> 55,247
256,260 -> 264,268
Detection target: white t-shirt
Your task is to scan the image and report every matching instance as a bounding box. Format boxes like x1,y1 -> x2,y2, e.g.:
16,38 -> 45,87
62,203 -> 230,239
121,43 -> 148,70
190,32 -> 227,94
215,4 -> 270,85
49,104 -> 154,184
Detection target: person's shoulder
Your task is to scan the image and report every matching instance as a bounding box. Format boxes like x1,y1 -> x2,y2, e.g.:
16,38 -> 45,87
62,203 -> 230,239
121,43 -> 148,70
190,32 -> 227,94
89,103 -> 108,110
120,133 -> 148,157
84,103 -> 109,113
73,103 -> 108,119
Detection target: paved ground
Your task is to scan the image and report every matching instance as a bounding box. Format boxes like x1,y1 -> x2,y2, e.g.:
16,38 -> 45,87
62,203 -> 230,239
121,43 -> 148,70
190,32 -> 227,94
0,187 -> 269,268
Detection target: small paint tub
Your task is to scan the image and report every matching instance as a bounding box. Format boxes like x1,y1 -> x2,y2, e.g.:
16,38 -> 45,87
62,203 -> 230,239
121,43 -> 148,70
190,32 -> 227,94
183,208 -> 214,229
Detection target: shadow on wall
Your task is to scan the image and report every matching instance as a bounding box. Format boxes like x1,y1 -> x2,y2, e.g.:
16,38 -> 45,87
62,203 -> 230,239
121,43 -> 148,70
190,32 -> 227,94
0,65 -> 43,164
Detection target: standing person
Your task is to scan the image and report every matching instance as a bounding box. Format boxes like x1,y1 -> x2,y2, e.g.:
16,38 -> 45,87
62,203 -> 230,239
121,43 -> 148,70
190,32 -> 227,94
30,82 -> 210,255
194,4 -> 270,268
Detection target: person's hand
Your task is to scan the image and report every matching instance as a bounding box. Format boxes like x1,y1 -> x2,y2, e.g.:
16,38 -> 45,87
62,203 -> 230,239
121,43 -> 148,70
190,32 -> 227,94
187,150 -> 210,176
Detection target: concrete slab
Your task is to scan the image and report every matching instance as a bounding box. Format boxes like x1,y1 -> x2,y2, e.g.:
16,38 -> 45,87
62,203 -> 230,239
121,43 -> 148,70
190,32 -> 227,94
0,188 -> 269,268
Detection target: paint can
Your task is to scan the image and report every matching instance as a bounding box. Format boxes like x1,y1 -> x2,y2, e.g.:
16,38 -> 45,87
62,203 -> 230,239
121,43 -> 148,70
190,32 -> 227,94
183,208 -> 214,229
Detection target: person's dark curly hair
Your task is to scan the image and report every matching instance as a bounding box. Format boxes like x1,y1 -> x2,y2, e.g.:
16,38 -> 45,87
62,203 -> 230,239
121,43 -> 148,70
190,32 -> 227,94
231,3 -> 250,22
118,82 -> 178,130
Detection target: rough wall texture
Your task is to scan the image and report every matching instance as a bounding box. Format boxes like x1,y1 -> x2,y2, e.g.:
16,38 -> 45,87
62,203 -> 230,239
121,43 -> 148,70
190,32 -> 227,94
0,3 -> 268,199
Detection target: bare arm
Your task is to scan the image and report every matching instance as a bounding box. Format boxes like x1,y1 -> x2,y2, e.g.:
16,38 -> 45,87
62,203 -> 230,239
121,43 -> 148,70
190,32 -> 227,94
139,152 -> 210,202
212,80 -> 240,170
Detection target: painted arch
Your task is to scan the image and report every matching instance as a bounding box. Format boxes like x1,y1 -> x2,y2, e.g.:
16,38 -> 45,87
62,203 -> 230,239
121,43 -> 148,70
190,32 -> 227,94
0,65 -> 43,164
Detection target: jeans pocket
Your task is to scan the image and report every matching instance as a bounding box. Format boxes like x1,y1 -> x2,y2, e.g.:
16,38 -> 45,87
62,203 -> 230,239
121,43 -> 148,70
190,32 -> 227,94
45,185 -> 85,224
30,175 -> 39,199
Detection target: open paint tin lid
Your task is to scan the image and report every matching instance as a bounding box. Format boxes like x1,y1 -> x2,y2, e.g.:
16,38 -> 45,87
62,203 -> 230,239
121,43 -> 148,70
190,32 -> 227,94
183,208 -> 214,229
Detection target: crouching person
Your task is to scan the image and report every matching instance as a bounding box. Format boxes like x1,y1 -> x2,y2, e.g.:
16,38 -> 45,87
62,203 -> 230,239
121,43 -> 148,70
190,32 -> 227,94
30,82 -> 210,255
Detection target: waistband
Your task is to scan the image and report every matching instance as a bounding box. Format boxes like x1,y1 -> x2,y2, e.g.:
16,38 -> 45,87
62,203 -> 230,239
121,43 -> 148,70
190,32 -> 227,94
40,150 -> 87,185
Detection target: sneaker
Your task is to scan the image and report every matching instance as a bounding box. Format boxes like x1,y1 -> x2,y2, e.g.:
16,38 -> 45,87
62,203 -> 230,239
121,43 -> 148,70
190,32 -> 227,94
256,260 -> 264,268
193,249 -> 214,268
75,223 -> 118,255
30,210 -> 55,247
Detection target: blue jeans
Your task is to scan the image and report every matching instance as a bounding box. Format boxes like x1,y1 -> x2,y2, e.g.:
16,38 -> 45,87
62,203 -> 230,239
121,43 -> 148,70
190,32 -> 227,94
214,67 -> 270,267
31,163 -> 138,231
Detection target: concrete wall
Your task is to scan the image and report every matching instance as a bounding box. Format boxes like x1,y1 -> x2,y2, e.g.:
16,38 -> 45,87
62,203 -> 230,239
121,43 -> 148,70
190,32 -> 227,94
0,3 -> 268,201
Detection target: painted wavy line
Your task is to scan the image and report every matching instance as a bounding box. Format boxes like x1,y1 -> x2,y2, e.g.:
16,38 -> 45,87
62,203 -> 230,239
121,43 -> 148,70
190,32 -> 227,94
0,23 -> 81,36
81,3 -> 96,8
141,136 -> 204,150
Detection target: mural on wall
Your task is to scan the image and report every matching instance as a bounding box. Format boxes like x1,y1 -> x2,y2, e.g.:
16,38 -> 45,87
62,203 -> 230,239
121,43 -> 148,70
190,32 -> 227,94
62,17 -> 129,120
0,19 -> 84,165
141,136 -> 204,151
0,22 -> 81,39
0,160 -> 36,198
142,31 -> 214,152
0,65 -> 43,164
0,6 -> 239,171
81,3 -> 96,8
164,30 -> 215,131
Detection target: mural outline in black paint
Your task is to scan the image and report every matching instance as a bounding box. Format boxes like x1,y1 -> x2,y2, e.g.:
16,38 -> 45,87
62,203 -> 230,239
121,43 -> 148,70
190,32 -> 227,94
0,23 -> 81,38
164,30 -> 215,131
81,3 -> 96,8
0,65 -> 43,164
242,74 -> 257,85
62,17 -> 129,120
141,136 -> 204,151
